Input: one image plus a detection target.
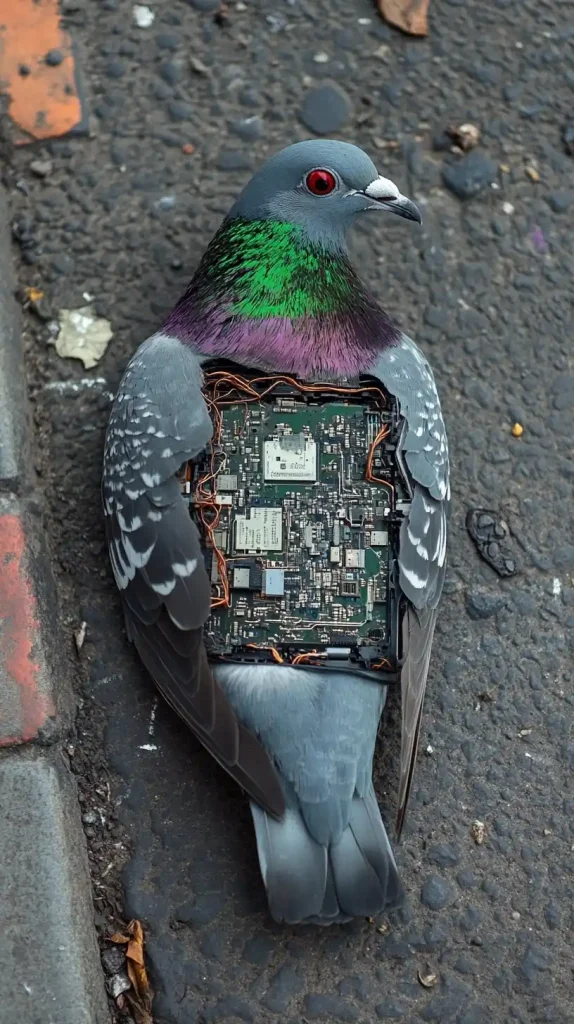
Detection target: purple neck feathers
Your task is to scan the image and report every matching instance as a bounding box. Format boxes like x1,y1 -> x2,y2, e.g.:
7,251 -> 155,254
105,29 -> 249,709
162,218 -> 400,379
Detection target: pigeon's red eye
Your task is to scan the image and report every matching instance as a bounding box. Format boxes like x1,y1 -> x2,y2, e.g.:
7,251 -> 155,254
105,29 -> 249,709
305,169 -> 337,196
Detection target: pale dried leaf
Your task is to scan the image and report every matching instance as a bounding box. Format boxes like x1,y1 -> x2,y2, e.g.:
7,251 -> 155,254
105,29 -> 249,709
377,0 -> 429,36
418,966 -> 438,988
54,306 -> 113,369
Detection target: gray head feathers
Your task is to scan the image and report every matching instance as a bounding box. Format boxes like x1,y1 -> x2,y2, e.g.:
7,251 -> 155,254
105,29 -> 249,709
230,140 -> 420,246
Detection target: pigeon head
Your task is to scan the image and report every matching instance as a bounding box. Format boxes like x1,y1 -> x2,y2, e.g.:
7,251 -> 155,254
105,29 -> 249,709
230,139 -> 421,246
164,141 -> 419,377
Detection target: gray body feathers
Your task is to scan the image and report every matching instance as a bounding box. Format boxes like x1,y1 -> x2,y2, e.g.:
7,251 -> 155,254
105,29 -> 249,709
215,664 -> 403,923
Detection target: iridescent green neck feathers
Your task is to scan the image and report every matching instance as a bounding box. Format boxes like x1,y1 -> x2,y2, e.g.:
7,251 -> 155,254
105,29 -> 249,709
163,217 -> 399,378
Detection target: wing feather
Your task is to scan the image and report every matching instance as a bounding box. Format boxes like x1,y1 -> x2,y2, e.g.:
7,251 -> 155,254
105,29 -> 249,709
369,335 -> 449,835
102,333 -> 285,818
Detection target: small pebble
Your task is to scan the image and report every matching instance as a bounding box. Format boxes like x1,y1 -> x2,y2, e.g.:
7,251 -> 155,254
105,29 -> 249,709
420,875 -> 456,911
266,13 -> 286,32
30,159 -> 53,178
106,971 -> 131,998
190,56 -> 209,74
101,946 -> 126,976
167,100 -> 193,122
230,116 -> 264,142
133,3 -> 155,27
547,191 -> 574,213
45,49 -> 65,66
442,150 -> 497,200
466,591 -> 504,620
428,842 -> 462,868
299,84 -> 352,135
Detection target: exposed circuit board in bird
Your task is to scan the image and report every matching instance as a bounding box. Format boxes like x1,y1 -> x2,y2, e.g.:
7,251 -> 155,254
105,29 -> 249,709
181,363 -> 412,682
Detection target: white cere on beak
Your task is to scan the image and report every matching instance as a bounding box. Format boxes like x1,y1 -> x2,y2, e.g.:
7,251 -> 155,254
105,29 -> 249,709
364,176 -> 401,200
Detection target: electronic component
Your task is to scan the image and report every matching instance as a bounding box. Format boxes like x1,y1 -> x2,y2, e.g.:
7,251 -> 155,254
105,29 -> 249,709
186,367 -> 408,680
264,436 -> 317,482
218,474 -> 238,491
371,530 -> 388,547
341,579 -> 360,596
263,568 -> 285,597
235,508 -> 282,552
345,549 -> 366,569
232,560 -> 262,591
232,567 -> 251,589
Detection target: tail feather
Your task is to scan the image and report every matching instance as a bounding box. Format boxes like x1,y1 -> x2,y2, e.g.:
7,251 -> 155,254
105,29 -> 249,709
251,784 -> 404,925
250,804 -> 328,924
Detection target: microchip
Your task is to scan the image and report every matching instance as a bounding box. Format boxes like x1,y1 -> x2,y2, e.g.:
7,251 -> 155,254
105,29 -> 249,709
232,561 -> 262,590
264,436 -> 317,482
218,474 -> 238,491
349,506 -> 365,524
235,508 -> 283,551
263,568 -> 285,597
329,546 -> 341,563
370,530 -> 388,547
341,579 -> 360,596
345,549 -> 365,569
232,567 -> 251,589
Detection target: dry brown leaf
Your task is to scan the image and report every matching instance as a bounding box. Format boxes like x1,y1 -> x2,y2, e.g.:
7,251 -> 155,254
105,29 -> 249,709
377,0 -> 429,36
111,921 -> 153,1024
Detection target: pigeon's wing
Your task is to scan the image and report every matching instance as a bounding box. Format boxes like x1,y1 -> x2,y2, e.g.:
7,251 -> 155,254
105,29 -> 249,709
102,333 -> 285,817
369,335 -> 449,836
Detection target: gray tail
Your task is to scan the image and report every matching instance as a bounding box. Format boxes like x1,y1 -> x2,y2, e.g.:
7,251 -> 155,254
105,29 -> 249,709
250,784 -> 404,925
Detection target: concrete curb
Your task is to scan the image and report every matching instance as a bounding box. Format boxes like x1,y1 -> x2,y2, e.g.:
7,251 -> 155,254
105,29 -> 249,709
0,185 -> 109,1021
0,183 -> 28,488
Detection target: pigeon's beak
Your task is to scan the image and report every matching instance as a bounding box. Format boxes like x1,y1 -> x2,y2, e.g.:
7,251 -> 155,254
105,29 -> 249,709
357,176 -> 422,224
370,193 -> 422,223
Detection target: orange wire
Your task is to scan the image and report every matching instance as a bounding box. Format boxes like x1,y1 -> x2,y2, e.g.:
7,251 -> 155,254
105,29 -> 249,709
292,651 -> 328,665
246,643 -> 284,664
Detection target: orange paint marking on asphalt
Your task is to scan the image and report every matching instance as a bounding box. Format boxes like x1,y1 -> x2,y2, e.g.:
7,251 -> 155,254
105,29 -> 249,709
0,514 -> 54,743
0,0 -> 82,142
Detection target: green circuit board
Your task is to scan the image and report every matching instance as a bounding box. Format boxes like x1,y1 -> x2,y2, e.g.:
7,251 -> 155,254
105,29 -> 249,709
183,370 -> 409,675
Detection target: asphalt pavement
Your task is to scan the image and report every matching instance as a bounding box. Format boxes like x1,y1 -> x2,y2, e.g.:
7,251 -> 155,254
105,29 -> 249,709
3,0 -> 574,1021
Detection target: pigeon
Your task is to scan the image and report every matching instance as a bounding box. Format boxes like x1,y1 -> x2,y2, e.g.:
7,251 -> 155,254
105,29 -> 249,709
103,140 -> 449,925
